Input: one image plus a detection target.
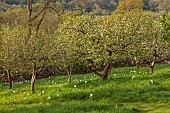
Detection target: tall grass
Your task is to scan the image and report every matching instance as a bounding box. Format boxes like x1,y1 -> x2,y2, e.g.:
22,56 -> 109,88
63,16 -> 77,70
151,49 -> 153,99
0,64 -> 170,113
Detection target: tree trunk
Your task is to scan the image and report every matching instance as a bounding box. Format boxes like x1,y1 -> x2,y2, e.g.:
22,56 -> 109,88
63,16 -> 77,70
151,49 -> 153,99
68,64 -> 72,83
31,63 -> 36,94
149,50 -> 157,75
149,66 -> 154,75
7,69 -> 13,89
90,61 -> 112,80
28,0 -> 33,36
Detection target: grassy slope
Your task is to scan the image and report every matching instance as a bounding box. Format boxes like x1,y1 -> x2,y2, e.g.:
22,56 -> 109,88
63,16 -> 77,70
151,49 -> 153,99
0,64 -> 170,113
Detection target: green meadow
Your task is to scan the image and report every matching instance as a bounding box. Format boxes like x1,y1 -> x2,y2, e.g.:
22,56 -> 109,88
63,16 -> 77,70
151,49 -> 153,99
0,64 -> 170,113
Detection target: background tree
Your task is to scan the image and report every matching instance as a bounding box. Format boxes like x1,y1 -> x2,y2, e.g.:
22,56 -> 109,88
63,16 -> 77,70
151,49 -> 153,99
123,12 -> 169,74
159,13 -> 170,45
114,0 -> 143,14
0,25 -> 56,91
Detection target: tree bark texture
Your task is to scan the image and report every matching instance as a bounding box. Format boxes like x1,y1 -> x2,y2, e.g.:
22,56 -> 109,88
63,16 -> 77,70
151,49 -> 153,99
31,63 -> 36,94
7,69 -> 13,89
149,50 -> 158,75
90,61 -> 112,80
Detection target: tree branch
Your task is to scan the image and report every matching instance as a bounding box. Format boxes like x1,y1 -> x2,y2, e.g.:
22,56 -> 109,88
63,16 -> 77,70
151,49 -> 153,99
31,0 -> 52,21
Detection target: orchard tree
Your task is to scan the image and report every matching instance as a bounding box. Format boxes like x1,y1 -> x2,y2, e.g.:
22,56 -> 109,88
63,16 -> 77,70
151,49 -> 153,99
59,15 -> 131,80
27,0 -> 60,94
0,25 -> 29,89
159,13 -> 170,45
0,25 -> 56,91
122,12 -> 169,74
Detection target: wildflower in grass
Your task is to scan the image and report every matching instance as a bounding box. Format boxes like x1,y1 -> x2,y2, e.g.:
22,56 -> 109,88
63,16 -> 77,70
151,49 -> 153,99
74,85 -> 77,88
52,81 -> 54,84
80,80 -> 82,82
42,91 -> 45,94
85,81 -> 87,83
38,93 -> 41,96
48,96 -> 51,99
94,74 -> 96,77
23,97 -> 27,100
13,91 -> 15,93
57,94 -> 59,96
55,83 -> 57,84
89,94 -> 93,97
150,79 -> 154,84
132,76 -> 135,79
113,74 -> 116,76
134,70 -> 136,73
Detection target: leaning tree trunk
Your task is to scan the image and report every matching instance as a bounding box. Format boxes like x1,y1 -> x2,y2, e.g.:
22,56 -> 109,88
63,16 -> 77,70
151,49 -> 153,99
31,63 -> 37,94
7,69 -> 13,89
149,65 -> 154,75
89,51 -> 112,80
149,50 -> 158,75
90,61 -> 112,80
101,63 -> 112,80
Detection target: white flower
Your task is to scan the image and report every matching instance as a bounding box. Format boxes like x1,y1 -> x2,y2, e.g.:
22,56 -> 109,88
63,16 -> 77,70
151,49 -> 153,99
48,96 -> 51,99
23,97 -> 27,100
89,94 -> 93,97
85,81 -> 87,83
132,76 -> 135,79
80,80 -> 82,82
94,74 -> 96,76
150,80 -> 154,84
38,93 -> 41,96
113,74 -> 116,76
74,85 -> 77,87
42,91 -> 45,94
52,81 -> 54,84
57,94 -> 59,96
13,91 -> 15,93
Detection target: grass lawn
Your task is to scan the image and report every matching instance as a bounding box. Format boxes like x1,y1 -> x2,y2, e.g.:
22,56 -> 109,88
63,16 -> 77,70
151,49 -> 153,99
0,64 -> 170,113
